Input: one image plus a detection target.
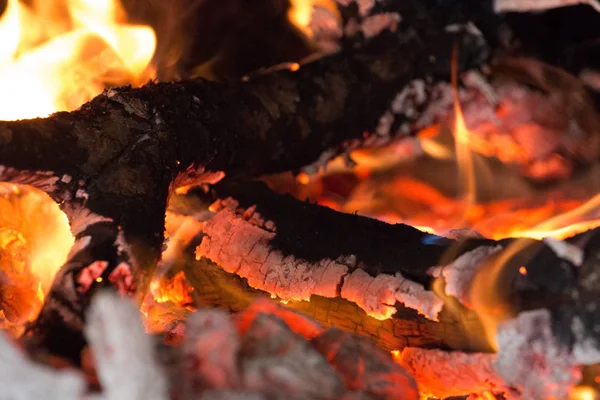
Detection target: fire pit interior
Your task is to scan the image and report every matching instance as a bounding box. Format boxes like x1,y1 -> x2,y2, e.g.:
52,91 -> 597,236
1,0 -> 600,399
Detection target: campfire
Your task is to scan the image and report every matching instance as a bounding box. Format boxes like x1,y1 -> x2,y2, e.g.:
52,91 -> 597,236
1,0 -> 600,399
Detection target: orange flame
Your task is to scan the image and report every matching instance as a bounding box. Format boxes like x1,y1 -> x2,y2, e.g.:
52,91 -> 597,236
149,271 -> 194,306
452,45 -> 477,212
0,0 -> 156,121
0,183 -> 73,331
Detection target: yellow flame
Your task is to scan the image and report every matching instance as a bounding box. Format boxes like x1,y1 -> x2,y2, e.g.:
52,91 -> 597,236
571,386 -> 599,400
509,192 -> 600,240
0,0 -> 156,121
451,45 -> 477,211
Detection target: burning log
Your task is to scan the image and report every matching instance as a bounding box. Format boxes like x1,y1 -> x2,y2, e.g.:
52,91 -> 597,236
3,2 -> 600,399
4,0 -> 492,360
395,347 -> 512,399
172,180 -> 600,393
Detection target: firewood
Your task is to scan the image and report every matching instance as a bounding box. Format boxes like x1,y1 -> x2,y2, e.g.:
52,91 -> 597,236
396,347 -> 512,399
177,180 -> 600,389
15,0 -> 489,360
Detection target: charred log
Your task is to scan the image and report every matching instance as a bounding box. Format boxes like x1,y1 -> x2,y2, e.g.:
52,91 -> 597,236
182,180 -> 600,361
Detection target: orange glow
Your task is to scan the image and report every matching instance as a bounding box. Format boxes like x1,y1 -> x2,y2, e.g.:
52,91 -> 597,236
0,183 -> 74,333
571,386 -> 599,400
0,0 -> 156,121
519,266 -> 527,275
140,270 -> 195,334
149,271 -> 193,306
297,172 -> 310,185
287,0 -> 340,38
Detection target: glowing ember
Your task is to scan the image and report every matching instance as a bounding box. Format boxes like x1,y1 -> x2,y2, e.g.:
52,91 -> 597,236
0,0 -> 156,121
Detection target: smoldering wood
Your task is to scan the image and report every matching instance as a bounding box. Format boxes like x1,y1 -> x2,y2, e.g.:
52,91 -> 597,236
5,0 -> 599,368
311,328 -> 419,399
396,347 -> 512,399
11,0 -> 491,361
182,180 -> 600,357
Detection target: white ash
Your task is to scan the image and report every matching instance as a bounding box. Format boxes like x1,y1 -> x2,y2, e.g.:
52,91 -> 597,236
301,148 -> 337,175
341,268 -> 443,321
580,68 -> 600,91
182,310 -> 241,392
61,174 -> 72,183
240,313 -> 344,399
429,245 -> 503,308
114,230 -> 138,271
75,188 -> 89,200
571,315 -> 600,365
376,111 -> 395,137
445,22 -> 484,38
198,208 -> 445,320
173,164 -> 225,189
0,166 -> 59,193
104,89 -> 152,119
390,79 -> 427,117
398,347 -> 513,399
543,237 -> 584,267
462,71 -> 499,106
355,12 -> 401,39
85,291 -> 169,400
61,203 -> 113,236
494,0 -> 600,13
445,228 -> 485,240
66,235 -> 91,259
495,309 -> 582,400
309,5 -> 343,54
197,209 -> 349,302
0,332 -> 86,400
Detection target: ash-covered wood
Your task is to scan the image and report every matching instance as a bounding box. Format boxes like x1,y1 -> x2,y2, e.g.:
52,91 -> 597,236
396,347 -> 512,399
183,180 -> 600,367
239,313 -> 345,399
